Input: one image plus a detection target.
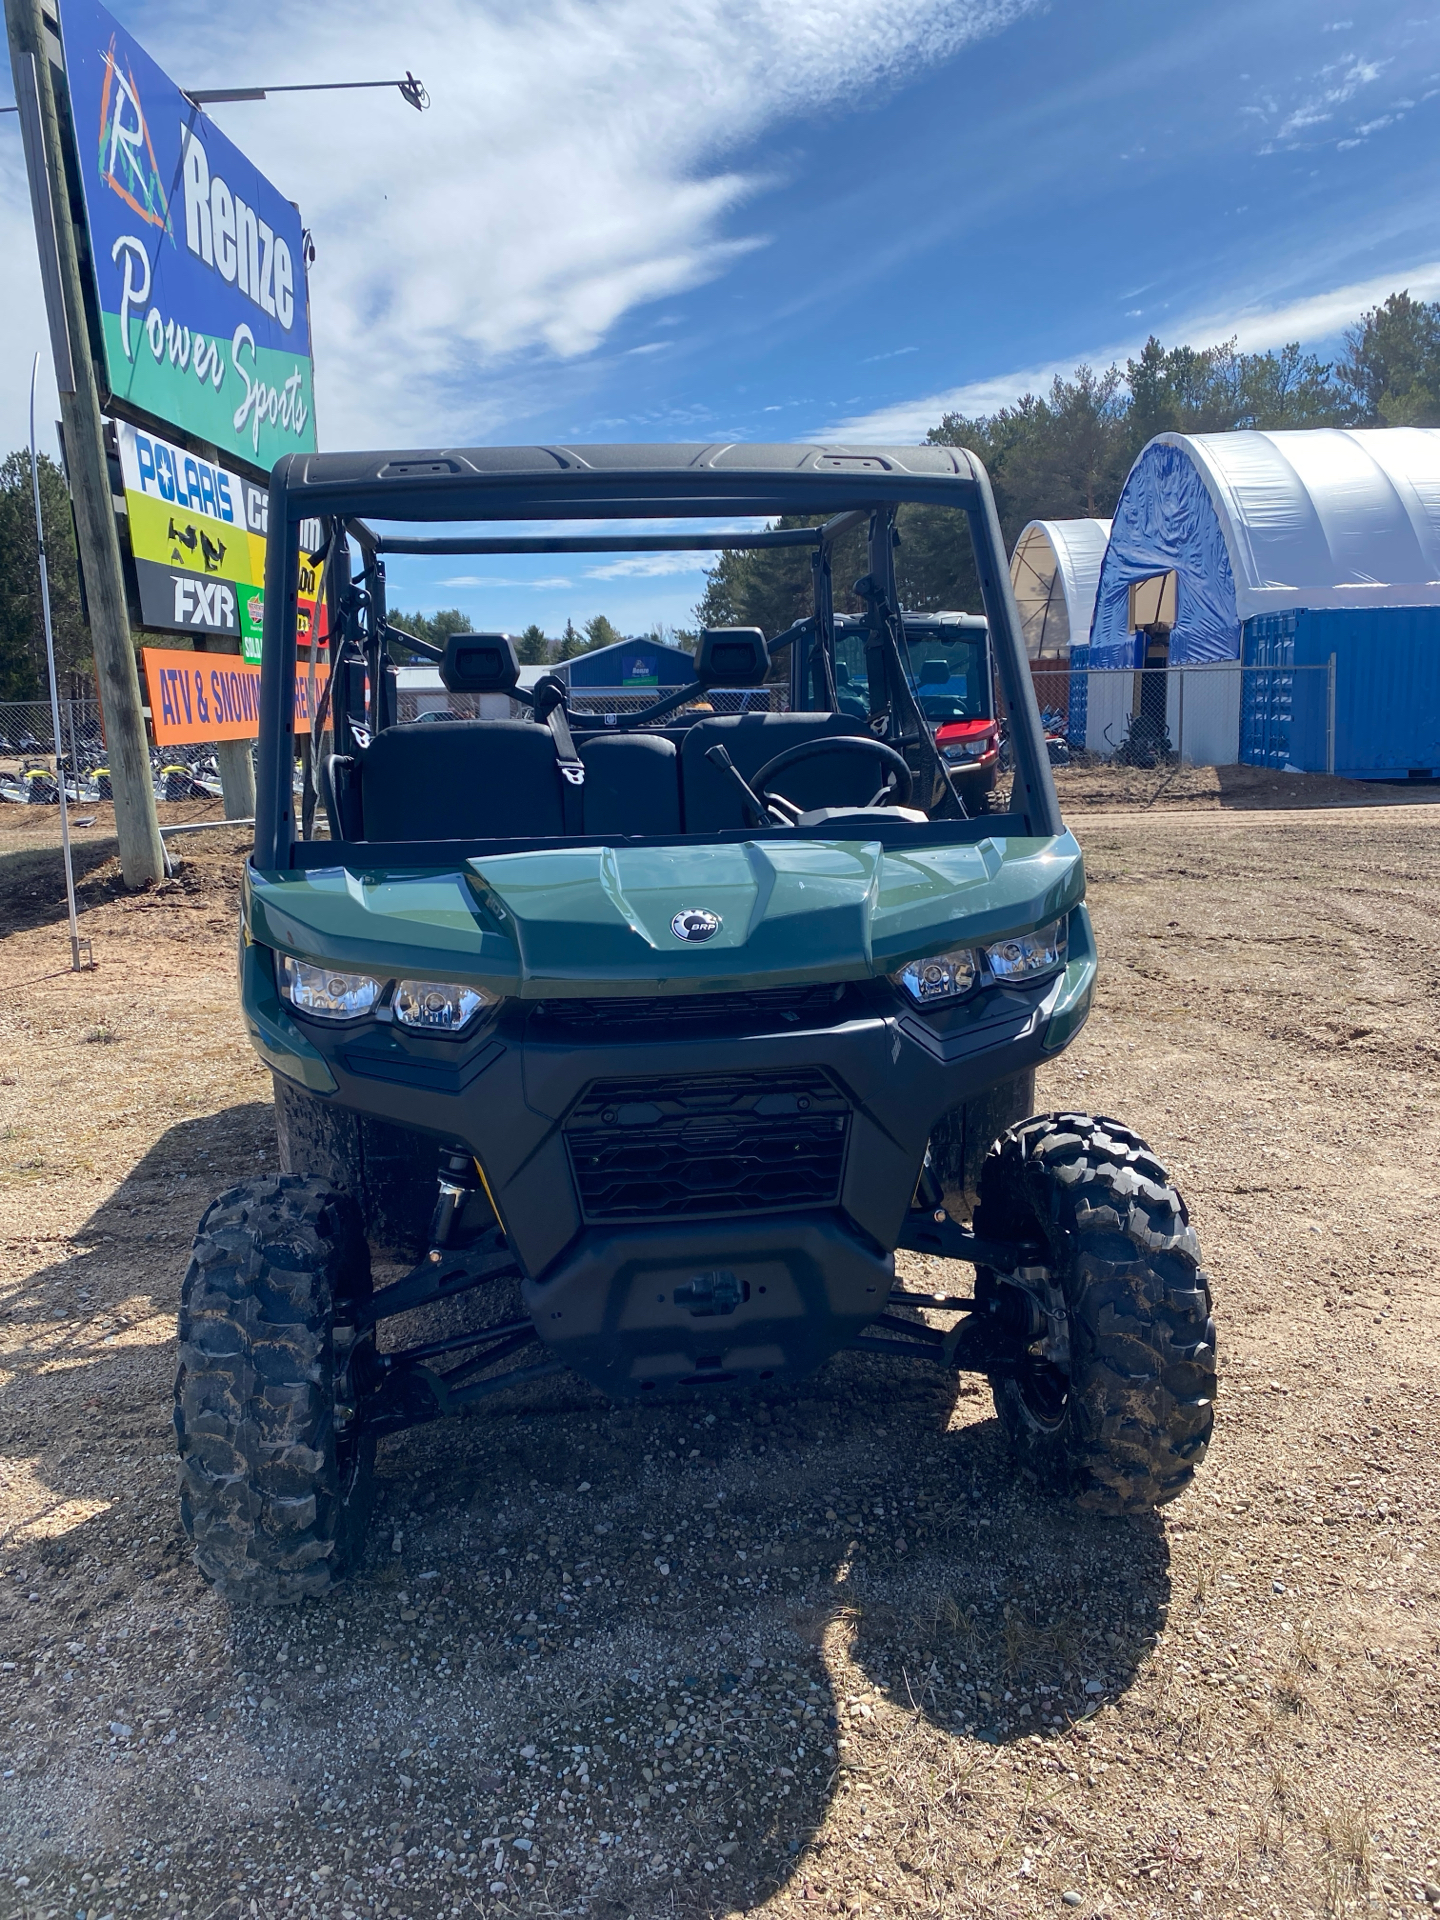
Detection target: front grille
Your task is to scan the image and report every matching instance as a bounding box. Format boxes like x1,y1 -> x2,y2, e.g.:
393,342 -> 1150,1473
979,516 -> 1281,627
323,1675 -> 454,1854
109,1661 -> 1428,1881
535,983 -> 850,1037
565,1068 -> 850,1222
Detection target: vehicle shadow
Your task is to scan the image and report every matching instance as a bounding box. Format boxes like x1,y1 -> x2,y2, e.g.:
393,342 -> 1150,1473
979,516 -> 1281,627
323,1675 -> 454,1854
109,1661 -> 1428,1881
1212,762 -> 1439,809
0,1104 -> 1171,1918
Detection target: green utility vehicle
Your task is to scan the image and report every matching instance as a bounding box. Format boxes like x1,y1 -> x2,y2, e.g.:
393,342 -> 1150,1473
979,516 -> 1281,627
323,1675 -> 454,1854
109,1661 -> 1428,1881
174,444 -> 1216,1604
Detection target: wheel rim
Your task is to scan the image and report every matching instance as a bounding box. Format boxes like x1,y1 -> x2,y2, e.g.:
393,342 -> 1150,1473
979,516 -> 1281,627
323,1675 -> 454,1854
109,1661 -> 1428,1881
988,1275 -> 1072,1431
1013,1358 -> 1070,1430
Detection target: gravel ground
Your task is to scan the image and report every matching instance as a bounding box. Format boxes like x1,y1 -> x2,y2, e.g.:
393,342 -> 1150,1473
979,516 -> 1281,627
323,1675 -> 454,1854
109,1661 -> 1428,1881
0,796 -> 1437,1920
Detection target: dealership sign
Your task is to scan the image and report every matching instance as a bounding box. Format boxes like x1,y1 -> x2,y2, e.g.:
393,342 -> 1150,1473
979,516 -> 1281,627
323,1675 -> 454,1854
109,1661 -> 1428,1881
118,421 -> 324,660
142,647 -> 329,745
61,0 -> 317,470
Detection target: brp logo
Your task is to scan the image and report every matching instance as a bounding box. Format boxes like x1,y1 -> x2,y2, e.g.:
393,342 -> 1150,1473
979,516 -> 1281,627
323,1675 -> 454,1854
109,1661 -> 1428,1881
671,909 -> 722,943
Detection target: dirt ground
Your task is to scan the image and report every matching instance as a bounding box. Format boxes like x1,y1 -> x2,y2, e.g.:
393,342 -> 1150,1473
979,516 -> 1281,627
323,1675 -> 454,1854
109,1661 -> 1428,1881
0,790 -> 1437,1920
1048,760 -> 1439,814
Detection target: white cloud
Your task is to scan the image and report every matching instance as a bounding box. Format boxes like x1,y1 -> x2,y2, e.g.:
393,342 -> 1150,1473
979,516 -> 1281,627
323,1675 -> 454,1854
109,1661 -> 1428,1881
1264,50 -> 1392,146
0,134 -> 64,464
48,0 -> 1035,455
583,552 -> 711,579
437,574 -> 575,589
822,259 -> 1440,443
433,550 -> 716,589
1192,262 -> 1440,352
820,354 -> 1119,442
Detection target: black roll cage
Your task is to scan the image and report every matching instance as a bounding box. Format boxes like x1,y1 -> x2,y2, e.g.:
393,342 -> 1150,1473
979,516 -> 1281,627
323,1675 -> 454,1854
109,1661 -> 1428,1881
255,444 -> 1061,867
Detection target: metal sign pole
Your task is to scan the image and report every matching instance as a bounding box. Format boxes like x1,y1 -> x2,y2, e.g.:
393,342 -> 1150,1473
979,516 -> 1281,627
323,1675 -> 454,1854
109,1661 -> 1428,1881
30,353 -> 90,972
1177,666 -> 1185,766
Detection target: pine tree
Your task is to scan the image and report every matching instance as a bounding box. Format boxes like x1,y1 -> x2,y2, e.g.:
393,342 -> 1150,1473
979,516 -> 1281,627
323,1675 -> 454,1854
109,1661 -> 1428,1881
0,449 -> 90,702
386,607 -> 470,659
1338,292 -> 1440,426
515,623 -> 551,664
583,614 -> 623,651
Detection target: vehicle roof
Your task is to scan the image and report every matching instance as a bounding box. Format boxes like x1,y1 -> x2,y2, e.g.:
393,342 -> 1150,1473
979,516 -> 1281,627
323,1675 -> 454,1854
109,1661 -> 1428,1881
836,611 -> 989,631
269,442 -> 986,524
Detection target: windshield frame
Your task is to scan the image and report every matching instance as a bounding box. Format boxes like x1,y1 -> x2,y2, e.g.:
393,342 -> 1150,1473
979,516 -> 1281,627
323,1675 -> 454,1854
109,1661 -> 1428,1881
254,445 -> 1060,865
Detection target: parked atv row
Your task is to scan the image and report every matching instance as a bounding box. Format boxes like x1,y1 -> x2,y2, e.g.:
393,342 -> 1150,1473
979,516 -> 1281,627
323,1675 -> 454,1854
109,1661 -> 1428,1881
0,742 -> 241,806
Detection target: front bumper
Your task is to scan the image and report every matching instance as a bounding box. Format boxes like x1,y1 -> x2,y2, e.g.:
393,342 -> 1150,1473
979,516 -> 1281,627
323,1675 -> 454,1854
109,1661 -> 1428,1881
240,904 -> 1096,1281
240,831 -> 1093,1317
240,828 -> 1095,1397
523,1210 -> 894,1398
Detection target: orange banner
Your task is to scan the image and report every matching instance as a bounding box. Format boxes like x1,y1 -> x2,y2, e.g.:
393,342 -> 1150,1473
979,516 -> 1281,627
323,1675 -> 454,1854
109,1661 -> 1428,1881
143,649 -> 329,745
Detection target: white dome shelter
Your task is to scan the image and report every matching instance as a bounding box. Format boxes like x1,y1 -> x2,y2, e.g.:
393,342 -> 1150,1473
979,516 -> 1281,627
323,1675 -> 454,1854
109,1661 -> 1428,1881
1080,427 -> 1440,778
1090,427 -> 1440,665
1009,518 -> 1112,659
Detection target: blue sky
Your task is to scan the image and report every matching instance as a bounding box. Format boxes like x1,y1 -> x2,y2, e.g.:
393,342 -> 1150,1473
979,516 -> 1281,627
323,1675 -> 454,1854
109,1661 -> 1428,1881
4,0 -> 1440,635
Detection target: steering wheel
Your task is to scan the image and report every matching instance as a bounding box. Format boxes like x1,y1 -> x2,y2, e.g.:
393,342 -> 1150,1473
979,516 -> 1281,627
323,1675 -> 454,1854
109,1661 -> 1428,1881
751,735 -> 914,819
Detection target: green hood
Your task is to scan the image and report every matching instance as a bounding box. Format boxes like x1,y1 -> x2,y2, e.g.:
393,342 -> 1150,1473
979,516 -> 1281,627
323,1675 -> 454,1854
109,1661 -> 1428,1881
244,831 -> 1085,998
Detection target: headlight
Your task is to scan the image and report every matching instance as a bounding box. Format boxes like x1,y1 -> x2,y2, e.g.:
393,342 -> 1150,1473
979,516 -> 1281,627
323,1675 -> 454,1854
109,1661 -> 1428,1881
394,979 -> 495,1032
941,738 -> 991,762
984,917 -> 1067,981
892,946 -> 978,1007
278,954 -> 383,1019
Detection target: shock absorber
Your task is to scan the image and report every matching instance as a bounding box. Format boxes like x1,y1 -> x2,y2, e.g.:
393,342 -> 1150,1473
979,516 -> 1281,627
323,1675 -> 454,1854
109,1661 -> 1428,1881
428,1148 -> 483,1250
913,1148 -> 946,1220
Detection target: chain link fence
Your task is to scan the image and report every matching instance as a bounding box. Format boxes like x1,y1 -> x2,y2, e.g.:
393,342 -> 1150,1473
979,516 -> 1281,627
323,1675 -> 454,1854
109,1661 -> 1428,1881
0,696 -> 246,805
1031,661 -> 1338,773
0,697 -> 107,804
0,697 -> 103,760
5,660 -> 1348,816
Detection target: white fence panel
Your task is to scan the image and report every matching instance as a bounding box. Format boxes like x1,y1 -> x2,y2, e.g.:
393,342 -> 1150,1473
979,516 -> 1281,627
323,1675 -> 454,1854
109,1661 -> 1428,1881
1166,665 -> 1243,768
1083,671 -> 1133,756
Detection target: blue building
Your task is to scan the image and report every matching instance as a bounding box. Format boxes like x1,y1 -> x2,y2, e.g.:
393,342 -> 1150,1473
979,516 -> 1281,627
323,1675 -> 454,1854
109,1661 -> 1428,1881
556,637 -> 698,693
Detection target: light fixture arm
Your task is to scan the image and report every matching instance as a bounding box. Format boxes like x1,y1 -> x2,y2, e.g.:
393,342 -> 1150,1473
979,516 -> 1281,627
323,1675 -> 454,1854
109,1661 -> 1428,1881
183,71 -> 428,111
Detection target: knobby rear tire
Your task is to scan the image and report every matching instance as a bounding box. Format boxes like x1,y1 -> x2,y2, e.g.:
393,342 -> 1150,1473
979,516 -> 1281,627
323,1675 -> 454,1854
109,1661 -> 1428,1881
174,1175 -> 374,1605
973,1112 -> 1217,1514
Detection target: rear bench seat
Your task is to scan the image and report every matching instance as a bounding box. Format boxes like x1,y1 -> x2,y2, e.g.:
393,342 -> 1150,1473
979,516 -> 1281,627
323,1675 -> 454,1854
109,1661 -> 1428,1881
350,720 -> 682,841
324,627 -> 876,843
332,709 -> 880,843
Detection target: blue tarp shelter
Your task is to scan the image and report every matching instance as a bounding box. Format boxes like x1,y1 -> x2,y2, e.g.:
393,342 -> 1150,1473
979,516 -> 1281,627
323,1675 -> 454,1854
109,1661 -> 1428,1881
1090,427 -> 1440,666
1082,428 -> 1440,776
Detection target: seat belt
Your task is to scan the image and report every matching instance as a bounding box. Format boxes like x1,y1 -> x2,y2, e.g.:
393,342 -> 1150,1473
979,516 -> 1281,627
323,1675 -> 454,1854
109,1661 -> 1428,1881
532,673 -> 585,832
